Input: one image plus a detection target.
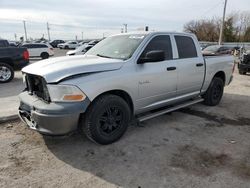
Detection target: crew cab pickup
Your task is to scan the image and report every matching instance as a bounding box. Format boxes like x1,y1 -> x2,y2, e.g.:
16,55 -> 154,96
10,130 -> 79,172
0,39 -> 29,83
19,32 -> 234,144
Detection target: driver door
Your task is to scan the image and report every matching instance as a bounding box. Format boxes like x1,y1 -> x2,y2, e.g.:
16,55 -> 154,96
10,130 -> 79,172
136,35 -> 178,112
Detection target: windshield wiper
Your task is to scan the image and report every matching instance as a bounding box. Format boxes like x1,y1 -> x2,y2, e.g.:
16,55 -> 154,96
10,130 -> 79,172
96,54 -> 112,59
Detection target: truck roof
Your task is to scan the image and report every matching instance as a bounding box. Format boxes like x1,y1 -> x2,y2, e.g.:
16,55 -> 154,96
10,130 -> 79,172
113,31 -> 196,37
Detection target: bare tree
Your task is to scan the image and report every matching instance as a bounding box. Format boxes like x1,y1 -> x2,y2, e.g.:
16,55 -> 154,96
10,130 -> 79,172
184,18 -> 220,42
184,11 -> 250,42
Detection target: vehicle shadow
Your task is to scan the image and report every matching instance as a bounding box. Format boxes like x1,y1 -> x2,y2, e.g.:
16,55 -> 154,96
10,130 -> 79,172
30,58 -> 42,61
43,92 -> 250,187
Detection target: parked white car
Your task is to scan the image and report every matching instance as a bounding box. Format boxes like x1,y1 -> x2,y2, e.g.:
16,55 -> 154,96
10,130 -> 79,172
66,44 -> 93,56
58,41 -> 79,49
22,43 -> 54,59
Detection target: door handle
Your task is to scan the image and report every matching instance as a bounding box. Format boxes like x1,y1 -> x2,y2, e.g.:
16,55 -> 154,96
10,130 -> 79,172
166,67 -> 176,71
196,63 -> 204,67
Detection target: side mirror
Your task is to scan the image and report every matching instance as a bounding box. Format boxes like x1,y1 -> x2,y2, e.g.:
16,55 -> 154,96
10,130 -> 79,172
138,50 -> 165,64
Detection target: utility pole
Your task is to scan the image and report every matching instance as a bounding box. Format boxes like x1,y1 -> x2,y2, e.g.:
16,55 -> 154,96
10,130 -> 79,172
14,33 -> 17,42
23,20 -> 28,42
47,22 -> 51,41
123,24 -> 127,33
218,0 -> 228,45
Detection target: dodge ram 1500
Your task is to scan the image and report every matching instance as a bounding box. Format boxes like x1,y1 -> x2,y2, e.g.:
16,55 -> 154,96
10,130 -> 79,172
19,32 -> 234,144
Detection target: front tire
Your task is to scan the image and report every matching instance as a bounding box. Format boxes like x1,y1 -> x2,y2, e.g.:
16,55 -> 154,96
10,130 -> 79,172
239,70 -> 246,75
0,63 -> 14,83
81,95 -> 131,145
203,77 -> 224,106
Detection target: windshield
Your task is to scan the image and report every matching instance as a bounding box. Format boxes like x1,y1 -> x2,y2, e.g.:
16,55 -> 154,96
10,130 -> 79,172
203,45 -> 220,52
86,34 -> 145,60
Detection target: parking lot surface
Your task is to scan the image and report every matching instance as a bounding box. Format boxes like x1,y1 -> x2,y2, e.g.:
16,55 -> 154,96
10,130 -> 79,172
0,69 -> 250,187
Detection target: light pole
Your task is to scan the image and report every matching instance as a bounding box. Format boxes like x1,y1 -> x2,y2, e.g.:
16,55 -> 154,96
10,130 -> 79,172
23,20 -> 28,42
47,22 -> 51,41
218,0 -> 228,45
123,24 -> 127,33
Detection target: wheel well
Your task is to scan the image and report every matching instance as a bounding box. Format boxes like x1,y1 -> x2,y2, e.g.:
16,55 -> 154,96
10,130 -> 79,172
0,58 -> 14,67
214,71 -> 226,85
94,90 -> 134,115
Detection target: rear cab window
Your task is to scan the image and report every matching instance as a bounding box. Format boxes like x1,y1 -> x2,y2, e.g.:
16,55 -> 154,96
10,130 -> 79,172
174,35 -> 197,59
0,40 -> 9,47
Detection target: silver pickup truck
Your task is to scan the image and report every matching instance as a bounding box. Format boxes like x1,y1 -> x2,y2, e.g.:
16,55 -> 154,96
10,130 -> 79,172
19,32 -> 234,144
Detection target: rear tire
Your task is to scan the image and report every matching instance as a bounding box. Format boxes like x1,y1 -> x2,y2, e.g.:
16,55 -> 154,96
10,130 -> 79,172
41,52 -> 49,59
203,77 -> 224,106
81,95 -> 131,145
0,63 -> 14,83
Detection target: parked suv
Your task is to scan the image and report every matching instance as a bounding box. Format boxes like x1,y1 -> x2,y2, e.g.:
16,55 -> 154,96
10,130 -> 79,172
19,32 -> 234,144
50,40 -> 65,48
22,43 -> 54,59
58,41 -> 78,49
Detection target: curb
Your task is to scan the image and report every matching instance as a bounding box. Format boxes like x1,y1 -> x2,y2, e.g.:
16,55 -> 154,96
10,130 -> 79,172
0,114 -> 19,124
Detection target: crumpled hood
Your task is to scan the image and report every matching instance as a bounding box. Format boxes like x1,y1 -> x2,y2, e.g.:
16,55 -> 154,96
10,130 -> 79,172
22,55 -> 124,83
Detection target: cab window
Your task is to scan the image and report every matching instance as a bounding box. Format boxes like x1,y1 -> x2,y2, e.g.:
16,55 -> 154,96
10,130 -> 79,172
175,36 -> 197,59
141,35 -> 173,60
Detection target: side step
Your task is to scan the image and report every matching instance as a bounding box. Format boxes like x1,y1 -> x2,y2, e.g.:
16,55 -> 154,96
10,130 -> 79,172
137,98 -> 204,122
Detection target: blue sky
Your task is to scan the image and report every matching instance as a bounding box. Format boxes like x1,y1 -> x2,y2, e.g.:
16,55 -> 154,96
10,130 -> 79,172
0,0 -> 249,40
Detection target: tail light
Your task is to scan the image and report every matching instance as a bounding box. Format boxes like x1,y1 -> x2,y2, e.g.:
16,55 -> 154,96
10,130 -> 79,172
23,50 -> 29,60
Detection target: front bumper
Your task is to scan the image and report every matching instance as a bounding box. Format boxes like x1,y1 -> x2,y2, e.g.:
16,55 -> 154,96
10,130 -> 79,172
13,60 -> 29,70
18,91 -> 90,135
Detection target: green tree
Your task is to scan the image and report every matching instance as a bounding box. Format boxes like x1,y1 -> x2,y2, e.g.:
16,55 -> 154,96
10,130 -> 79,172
223,17 -> 237,42
244,26 -> 250,42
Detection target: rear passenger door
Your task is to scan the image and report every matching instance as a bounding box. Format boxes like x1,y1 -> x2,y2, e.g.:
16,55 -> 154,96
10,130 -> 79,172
173,35 -> 205,96
32,44 -> 43,57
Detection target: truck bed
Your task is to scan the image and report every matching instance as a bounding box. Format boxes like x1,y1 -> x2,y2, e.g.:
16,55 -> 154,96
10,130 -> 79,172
202,55 -> 234,93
